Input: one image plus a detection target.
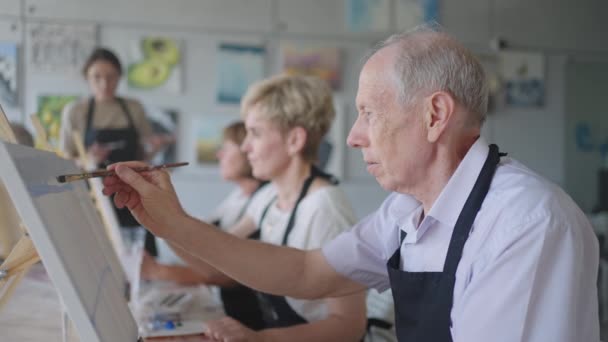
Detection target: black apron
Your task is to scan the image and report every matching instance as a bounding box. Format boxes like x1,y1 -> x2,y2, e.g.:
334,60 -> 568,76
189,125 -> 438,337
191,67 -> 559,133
255,166 -> 339,328
387,144 -> 504,341
84,98 -> 157,255
218,181 -> 268,331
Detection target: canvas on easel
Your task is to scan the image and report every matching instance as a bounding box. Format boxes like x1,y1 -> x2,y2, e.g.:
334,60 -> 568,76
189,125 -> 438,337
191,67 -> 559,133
0,141 -> 139,342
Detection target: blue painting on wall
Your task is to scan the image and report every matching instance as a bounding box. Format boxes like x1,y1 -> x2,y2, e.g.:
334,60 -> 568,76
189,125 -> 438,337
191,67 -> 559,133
346,0 -> 390,33
501,51 -> 545,107
216,43 -> 265,104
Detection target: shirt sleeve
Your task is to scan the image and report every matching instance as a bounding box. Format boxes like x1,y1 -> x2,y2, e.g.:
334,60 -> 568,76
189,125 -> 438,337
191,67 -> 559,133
322,194 -> 401,292
205,189 -> 234,225
129,99 -> 152,140
296,187 -> 356,250
451,214 -> 600,342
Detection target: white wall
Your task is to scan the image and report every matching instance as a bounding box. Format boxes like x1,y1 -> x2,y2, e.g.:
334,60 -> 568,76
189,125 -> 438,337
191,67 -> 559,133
2,0 -> 607,217
484,55 -> 568,186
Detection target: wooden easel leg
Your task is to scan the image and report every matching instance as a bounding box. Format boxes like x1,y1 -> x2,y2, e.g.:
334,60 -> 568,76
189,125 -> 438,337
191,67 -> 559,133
0,233 -> 41,311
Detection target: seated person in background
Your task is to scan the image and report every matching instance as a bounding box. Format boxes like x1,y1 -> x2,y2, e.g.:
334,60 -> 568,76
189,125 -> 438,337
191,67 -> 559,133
136,74 -> 368,341
141,121 -> 266,285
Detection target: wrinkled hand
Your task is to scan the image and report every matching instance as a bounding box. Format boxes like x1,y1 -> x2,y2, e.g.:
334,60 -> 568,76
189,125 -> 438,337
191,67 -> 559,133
102,161 -> 186,239
205,317 -> 262,342
88,142 -> 111,165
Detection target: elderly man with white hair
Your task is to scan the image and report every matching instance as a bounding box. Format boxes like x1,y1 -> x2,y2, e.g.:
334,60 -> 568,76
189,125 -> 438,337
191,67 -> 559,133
102,25 -> 600,342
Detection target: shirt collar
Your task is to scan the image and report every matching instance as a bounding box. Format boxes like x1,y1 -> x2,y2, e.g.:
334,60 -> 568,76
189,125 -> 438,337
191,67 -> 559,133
426,137 -> 489,228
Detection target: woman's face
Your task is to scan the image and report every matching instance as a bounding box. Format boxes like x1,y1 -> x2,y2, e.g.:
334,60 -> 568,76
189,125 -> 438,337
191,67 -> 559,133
241,105 -> 291,181
217,139 -> 250,181
86,60 -> 120,101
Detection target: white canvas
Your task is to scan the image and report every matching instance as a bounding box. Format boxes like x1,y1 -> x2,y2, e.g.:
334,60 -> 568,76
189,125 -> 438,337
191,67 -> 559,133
0,141 -> 139,342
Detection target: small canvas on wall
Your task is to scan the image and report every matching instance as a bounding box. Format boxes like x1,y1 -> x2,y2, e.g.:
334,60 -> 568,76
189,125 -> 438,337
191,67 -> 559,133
396,0 -> 439,30
28,22 -> 97,73
216,43 -> 265,104
143,105 -> 179,165
281,44 -> 342,90
37,95 -> 78,147
346,0 -> 391,33
194,115 -> 239,164
500,51 -> 545,107
0,42 -> 18,107
128,37 -> 182,93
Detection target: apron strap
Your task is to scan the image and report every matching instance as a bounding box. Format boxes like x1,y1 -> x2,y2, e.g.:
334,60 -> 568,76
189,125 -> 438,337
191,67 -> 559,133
84,97 -> 96,146
442,144 -> 501,275
116,97 -> 136,129
257,166 -> 338,246
236,181 -> 269,225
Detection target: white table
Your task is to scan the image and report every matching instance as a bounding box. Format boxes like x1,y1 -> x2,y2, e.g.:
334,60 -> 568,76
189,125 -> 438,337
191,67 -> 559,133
0,263 -> 224,341
0,263 -> 64,341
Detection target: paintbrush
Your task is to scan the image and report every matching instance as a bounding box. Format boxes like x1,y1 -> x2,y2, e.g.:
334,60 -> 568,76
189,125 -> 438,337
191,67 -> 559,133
56,162 -> 189,183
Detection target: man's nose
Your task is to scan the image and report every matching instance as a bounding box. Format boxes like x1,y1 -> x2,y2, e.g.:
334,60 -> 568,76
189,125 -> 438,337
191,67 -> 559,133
347,116 -> 368,148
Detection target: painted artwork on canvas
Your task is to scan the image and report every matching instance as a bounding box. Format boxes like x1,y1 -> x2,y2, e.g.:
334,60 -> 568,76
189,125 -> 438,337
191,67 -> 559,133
500,51 -> 545,107
28,23 -> 97,73
281,44 -> 341,90
194,115 -> 238,164
0,42 -> 18,107
346,0 -> 391,32
128,37 -> 182,93
216,43 -> 265,104
143,105 -> 179,165
36,95 -> 78,147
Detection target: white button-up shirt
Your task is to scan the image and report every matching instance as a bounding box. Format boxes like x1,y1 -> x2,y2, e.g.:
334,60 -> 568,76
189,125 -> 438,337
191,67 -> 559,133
323,137 -> 600,342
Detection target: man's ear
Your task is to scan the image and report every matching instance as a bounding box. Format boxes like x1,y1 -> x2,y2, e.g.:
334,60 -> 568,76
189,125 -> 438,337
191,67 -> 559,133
423,91 -> 455,143
286,126 -> 308,156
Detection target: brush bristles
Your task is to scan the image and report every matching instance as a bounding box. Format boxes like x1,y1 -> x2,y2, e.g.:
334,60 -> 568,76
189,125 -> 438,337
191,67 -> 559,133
56,175 -> 67,183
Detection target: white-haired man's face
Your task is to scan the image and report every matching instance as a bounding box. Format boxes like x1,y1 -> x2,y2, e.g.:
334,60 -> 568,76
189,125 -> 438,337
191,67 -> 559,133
348,47 -> 433,194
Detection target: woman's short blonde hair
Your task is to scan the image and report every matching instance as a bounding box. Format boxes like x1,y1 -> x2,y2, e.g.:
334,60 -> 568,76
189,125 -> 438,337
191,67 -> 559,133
241,74 -> 335,162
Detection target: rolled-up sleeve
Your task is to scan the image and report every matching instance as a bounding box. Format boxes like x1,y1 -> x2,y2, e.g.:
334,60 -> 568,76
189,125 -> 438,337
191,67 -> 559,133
322,193 -> 408,292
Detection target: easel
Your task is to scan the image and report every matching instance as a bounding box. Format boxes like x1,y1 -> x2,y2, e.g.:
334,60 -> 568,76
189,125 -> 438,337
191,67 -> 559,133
0,107 -> 81,341
0,104 -> 41,311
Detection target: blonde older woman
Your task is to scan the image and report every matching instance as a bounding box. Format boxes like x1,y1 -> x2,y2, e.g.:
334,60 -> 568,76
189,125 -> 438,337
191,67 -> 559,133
105,74 -> 367,341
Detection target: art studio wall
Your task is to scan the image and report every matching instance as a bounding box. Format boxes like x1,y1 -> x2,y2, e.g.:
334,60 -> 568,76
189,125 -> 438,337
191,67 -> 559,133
1,0 -> 607,217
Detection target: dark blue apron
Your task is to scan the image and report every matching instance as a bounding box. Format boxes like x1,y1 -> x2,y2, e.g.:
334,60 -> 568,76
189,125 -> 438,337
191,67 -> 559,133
387,144 -> 504,341
84,98 -> 157,255
84,97 -> 140,169
255,166 -> 339,328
